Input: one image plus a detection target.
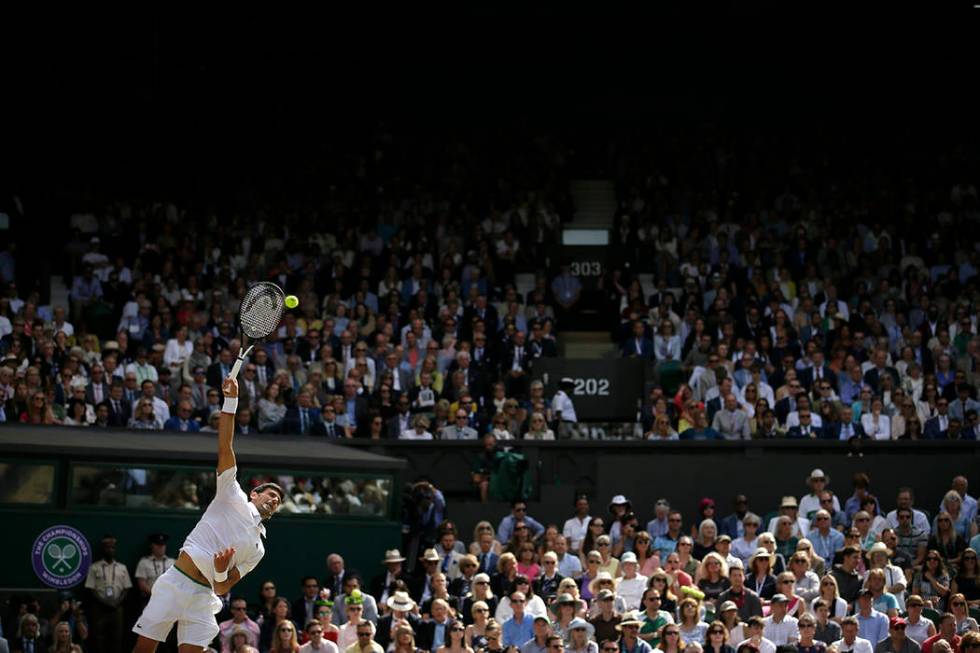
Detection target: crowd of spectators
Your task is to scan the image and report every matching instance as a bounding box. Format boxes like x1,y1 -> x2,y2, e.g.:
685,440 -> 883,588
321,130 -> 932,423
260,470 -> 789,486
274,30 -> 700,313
1,124 -> 979,443
4,471 -> 979,653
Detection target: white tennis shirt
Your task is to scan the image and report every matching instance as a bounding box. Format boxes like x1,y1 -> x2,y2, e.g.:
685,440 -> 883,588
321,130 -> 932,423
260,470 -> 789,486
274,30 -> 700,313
181,466 -> 266,586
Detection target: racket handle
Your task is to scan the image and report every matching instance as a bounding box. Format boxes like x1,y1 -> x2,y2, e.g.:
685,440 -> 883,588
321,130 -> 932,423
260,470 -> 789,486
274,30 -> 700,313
228,345 -> 254,381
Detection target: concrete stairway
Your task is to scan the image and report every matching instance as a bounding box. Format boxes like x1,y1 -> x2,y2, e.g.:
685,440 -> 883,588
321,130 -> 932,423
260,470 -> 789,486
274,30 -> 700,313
570,179 -> 616,227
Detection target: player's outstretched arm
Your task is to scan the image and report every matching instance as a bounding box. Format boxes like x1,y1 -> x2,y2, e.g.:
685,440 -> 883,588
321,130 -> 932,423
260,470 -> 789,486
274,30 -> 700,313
217,377 -> 238,474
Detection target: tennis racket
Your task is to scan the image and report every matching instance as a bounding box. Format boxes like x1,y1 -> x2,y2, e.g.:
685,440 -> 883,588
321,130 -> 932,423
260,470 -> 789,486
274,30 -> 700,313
229,281 -> 286,381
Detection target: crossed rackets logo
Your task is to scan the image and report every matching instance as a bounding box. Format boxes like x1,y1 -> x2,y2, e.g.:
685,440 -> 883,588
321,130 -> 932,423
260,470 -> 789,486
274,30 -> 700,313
43,537 -> 80,574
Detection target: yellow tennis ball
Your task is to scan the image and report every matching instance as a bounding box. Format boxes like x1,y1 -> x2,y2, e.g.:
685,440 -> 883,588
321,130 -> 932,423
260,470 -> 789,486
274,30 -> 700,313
284,295 -> 299,309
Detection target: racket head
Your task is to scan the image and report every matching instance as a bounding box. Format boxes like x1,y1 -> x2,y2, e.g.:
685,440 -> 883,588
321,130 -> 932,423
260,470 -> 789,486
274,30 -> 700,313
239,282 -> 285,340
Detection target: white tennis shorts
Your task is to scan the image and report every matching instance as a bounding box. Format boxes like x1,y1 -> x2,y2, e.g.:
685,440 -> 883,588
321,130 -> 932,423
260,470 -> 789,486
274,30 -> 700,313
132,566 -> 222,646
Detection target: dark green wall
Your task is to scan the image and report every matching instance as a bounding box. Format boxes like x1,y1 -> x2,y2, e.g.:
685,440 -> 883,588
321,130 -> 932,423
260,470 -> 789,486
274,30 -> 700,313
4,507 -> 401,599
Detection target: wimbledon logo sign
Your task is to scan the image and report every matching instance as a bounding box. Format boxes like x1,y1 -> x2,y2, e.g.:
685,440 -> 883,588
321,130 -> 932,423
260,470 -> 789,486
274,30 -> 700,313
32,525 -> 92,588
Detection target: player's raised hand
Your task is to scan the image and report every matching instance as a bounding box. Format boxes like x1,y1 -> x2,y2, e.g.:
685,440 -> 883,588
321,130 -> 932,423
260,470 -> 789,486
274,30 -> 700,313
222,377 -> 239,398
214,547 -> 236,573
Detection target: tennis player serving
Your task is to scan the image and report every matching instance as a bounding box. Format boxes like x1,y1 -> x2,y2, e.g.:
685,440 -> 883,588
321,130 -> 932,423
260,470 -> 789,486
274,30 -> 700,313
132,375 -> 284,652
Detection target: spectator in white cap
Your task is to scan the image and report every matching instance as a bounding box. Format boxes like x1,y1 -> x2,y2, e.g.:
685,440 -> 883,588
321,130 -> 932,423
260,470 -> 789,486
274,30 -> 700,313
616,553 -> 649,611
608,495 -> 632,544
800,470 -> 840,521
766,497 -> 809,540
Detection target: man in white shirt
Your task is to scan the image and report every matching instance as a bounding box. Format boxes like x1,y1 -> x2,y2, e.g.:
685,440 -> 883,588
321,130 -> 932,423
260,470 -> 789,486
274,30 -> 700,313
555,536 -> 583,579
615,553 -> 648,611
738,616 -> 777,653
762,594 -> 800,645
299,619 -> 339,653
799,469 -> 841,521
132,376 -> 284,652
884,488 -> 932,535
766,497 -> 810,539
834,617 -> 874,653
562,495 -> 592,553
552,378 -> 578,436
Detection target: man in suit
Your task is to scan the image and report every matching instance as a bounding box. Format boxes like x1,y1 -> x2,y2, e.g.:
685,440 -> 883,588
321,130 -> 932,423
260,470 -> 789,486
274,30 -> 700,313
295,329 -> 323,368
411,549 -> 443,604
377,350 -> 413,397
863,349 -> 901,395
924,398 -> 951,439
774,379 -> 806,427
786,409 -> 820,439
341,378 -> 369,434
388,395 -> 414,439
800,351 -> 836,393
370,550 -> 408,605
236,363 -> 264,413
375,592 -> 422,651
824,406 -> 867,440
417,598 -> 455,652
463,295 -> 499,343
85,364 -> 111,406
188,366 -> 212,412
621,320 -> 654,359
527,322 -> 557,359
948,384 -> 980,421
712,394 -> 751,439
281,389 -> 325,435
434,531 -> 464,581
323,553 -> 359,601
106,381 -> 131,426
502,331 -> 533,399
290,576 -> 321,628
251,347 -> 277,388
470,332 -> 498,374
448,351 -> 484,403
440,409 -> 479,440
473,535 -> 500,576
706,377 -> 736,424
206,348 -> 234,390
332,329 -> 357,369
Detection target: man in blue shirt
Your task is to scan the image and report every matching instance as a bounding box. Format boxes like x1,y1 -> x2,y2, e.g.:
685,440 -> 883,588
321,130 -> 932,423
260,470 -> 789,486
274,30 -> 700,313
855,589 -> 889,647
503,591 -> 535,647
807,510 -> 845,560
652,512 -> 683,558
498,501 -> 545,544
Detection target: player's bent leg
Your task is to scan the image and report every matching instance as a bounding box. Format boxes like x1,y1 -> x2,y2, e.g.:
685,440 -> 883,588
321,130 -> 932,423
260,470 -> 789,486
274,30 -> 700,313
133,635 -> 160,653
177,645 -> 209,653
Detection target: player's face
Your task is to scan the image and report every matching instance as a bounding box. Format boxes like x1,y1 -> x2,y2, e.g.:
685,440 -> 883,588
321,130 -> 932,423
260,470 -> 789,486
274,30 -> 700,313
251,488 -> 282,519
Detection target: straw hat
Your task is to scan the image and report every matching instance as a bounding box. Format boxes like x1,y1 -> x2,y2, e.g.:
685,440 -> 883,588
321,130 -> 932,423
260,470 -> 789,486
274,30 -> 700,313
617,611 -> 644,629
386,591 -> 416,612
588,571 -> 615,595
748,547 -> 775,569
868,542 -> 893,558
381,549 -> 406,564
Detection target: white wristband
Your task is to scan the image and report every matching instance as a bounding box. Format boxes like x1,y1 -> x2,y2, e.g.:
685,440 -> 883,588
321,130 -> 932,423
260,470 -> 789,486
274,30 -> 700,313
222,397 -> 238,415
213,568 -> 228,583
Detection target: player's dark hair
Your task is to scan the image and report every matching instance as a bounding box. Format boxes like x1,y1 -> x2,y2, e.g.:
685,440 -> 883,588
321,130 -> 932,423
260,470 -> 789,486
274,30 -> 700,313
253,482 -> 285,502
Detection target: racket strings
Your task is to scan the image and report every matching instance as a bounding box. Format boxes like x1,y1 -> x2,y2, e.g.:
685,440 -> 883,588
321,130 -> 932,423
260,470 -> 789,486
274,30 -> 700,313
239,284 -> 285,339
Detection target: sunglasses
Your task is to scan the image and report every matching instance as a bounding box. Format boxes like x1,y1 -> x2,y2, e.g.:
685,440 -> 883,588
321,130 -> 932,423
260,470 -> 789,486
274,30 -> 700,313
709,630 -> 725,635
